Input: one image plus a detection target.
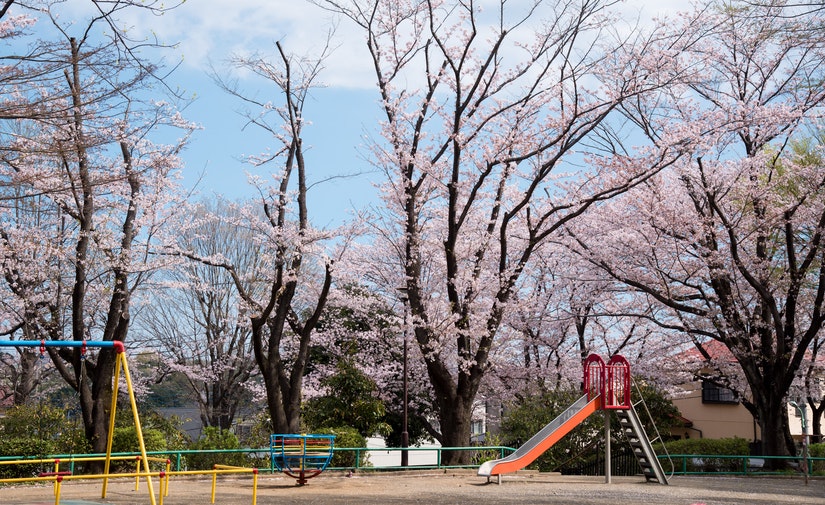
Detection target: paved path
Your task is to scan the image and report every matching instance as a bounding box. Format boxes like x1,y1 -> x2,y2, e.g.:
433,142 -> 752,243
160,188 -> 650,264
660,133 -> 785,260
3,471 -> 824,504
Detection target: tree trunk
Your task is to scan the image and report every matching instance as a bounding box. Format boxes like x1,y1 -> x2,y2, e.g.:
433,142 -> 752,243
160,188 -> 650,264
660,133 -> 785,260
261,368 -> 301,434
810,399 -> 824,444
12,349 -> 40,405
76,348 -> 116,463
752,389 -> 795,469
435,392 -> 474,466
252,322 -> 302,435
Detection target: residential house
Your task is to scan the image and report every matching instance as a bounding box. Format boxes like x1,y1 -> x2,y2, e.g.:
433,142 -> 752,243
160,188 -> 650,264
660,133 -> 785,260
669,340 -> 824,448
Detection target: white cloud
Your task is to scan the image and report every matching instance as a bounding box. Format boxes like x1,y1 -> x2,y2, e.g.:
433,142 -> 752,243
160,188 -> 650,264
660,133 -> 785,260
130,0 -> 690,90
123,0 -> 374,89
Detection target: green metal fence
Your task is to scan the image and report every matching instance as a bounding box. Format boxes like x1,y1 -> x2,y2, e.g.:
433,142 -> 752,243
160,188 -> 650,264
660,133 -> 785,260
663,454 -> 825,476
0,446 -> 516,474
2,447 -> 823,476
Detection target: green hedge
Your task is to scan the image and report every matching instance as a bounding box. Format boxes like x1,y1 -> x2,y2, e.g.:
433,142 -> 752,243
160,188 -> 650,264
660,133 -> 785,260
0,437 -> 60,479
186,427 -> 247,470
0,405 -> 89,478
810,443 -> 825,474
663,437 -> 750,456
662,437 -> 751,473
316,427 -> 367,468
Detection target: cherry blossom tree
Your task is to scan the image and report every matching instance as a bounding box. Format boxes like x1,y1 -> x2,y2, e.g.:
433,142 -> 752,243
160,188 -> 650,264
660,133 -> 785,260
0,345 -> 44,405
569,1 -> 825,460
177,40 -> 348,434
490,248 -> 684,400
306,285 -> 438,445
321,0 -> 688,463
0,0 -> 193,454
136,199 -> 259,431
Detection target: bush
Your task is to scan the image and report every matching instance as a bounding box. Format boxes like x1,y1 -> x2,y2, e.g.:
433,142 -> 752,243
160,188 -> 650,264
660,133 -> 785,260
663,436 -> 750,455
0,404 -> 89,478
186,427 -> 247,470
111,427 -> 168,454
315,426 -> 367,468
472,432 -> 505,466
109,426 -> 168,472
139,411 -> 189,451
302,361 -> 391,439
809,443 -> 825,474
237,413 -> 272,449
0,437 -> 59,478
662,437 -> 750,472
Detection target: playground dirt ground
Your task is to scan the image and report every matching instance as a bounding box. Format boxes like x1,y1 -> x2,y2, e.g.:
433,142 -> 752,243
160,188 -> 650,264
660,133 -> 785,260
3,470 -> 824,505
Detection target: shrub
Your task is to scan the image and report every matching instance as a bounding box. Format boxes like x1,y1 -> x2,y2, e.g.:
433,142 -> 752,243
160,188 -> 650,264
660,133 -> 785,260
111,427 -> 168,454
302,361 -> 391,439
0,437 -> 59,478
809,443 -> 824,474
109,426 -> 168,472
315,426 -> 367,468
662,437 -> 750,472
237,412 -> 272,449
186,427 -> 247,470
140,411 -> 189,451
472,432 -> 505,466
0,404 -> 89,478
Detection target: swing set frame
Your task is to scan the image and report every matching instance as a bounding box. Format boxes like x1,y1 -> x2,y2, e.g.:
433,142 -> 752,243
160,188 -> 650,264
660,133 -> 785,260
0,339 -> 158,505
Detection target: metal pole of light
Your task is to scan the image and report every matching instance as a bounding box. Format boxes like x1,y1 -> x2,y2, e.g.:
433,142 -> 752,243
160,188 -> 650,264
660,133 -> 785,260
790,400 -> 809,486
398,288 -> 410,467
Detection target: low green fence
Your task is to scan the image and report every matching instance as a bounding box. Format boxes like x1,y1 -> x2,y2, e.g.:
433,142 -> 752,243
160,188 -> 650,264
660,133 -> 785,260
2,447 -> 823,476
0,446 -> 516,474
663,454 -> 825,476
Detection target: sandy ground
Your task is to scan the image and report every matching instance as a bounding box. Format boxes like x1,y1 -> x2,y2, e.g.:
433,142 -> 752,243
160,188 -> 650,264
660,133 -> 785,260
2,470 -> 824,505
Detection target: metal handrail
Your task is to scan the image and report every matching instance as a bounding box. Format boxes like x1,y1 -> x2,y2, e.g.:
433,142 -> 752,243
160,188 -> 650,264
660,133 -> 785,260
3,447 -> 820,475
629,377 -> 675,478
663,453 -> 825,476
0,445 -> 517,473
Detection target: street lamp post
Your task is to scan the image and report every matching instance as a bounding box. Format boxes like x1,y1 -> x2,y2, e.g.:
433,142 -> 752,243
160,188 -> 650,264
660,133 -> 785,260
790,400 -> 809,486
398,288 -> 410,467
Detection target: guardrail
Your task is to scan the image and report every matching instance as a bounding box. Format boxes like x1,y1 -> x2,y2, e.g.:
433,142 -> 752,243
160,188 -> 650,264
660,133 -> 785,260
3,448 -> 822,475
0,446 -> 516,474
663,454 -> 825,476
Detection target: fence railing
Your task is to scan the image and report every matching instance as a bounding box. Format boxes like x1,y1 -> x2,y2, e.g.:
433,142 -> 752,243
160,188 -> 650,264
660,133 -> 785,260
2,447 -> 822,476
0,446 -> 516,474
664,454 -> 825,476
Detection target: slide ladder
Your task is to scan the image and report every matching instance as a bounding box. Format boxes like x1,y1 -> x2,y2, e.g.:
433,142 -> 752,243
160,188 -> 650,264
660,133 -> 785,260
614,405 -> 669,484
616,381 -> 673,485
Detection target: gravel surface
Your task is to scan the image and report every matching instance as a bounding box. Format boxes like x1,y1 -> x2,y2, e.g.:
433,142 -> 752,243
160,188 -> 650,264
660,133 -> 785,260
3,470 -> 824,504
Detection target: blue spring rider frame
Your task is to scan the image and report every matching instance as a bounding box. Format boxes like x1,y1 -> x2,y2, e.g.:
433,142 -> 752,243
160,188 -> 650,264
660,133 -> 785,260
270,434 -> 336,485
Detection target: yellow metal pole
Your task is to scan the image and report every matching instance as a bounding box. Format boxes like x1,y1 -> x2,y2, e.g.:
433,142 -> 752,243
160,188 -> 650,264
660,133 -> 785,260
102,351 -> 122,498
53,460 -> 60,496
211,469 -> 218,503
134,456 -> 141,491
120,352 -> 158,505
159,471 -> 166,505
54,476 -> 63,505
165,459 -> 171,496
251,469 -> 259,505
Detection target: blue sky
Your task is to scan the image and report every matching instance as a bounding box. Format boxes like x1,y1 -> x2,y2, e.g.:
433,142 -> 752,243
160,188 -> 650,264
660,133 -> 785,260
14,0 -> 683,227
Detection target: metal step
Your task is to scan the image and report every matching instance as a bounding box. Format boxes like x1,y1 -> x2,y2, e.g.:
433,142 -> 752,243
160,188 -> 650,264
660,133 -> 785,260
615,407 -> 669,485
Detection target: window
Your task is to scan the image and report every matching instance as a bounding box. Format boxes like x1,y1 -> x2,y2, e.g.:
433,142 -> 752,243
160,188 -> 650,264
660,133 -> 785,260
701,380 -> 738,404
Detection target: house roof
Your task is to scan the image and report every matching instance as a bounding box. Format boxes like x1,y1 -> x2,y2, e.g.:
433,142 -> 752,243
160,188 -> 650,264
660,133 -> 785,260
680,339 -> 737,364
683,339 -> 825,366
